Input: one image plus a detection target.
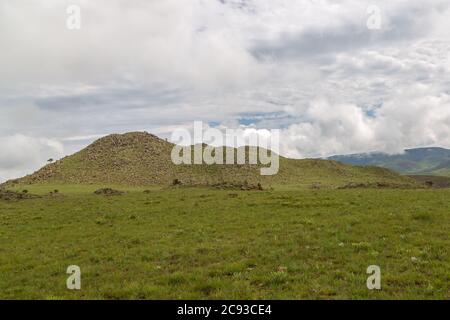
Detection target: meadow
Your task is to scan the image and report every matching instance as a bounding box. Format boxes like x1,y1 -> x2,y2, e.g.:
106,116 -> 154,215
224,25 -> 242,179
0,185 -> 448,299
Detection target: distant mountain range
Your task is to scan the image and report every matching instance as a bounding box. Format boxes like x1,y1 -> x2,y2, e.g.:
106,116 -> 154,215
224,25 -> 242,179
329,147 -> 450,177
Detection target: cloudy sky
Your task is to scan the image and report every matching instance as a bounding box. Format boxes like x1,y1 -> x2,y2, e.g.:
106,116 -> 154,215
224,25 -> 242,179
1,0 -> 450,181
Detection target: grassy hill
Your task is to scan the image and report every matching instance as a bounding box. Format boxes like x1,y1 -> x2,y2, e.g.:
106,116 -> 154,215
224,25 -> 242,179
2,132 -> 418,189
329,147 -> 450,177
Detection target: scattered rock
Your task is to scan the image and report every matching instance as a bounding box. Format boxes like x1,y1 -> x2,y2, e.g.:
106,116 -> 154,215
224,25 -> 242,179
49,189 -> 63,197
407,175 -> 450,188
93,188 -> 124,196
212,181 -> 264,191
338,182 -> 367,189
0,190 -> 40,201
338,182 -> 413,189
172,179 -> 182,186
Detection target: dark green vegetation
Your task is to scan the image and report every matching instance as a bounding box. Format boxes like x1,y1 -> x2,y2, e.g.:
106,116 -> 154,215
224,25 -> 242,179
2,132 -> 418,189
329,147 -> 450,177
0,185 -> 448,299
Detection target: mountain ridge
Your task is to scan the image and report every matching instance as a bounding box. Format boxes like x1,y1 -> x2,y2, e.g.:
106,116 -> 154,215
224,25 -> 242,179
329,147 -> 450,177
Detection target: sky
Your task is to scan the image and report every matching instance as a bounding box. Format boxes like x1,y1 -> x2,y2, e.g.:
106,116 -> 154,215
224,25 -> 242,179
1,0 -> 450,182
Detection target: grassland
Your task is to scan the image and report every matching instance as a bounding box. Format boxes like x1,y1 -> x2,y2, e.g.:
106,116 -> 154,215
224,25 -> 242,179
0,184 -> 448,299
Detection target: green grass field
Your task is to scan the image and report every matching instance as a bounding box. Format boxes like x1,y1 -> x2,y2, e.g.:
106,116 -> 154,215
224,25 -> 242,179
0,185 -> 448,299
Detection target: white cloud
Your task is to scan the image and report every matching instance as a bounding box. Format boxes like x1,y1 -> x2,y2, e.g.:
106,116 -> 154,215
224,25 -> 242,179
0,0 -> 261,90
0,135 -> 64,182
279,91 -> 450,158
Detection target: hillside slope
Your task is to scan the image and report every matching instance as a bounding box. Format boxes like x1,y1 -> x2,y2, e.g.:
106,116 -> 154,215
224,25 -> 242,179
3,132 -> 418,188
329,147 -> 450,177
